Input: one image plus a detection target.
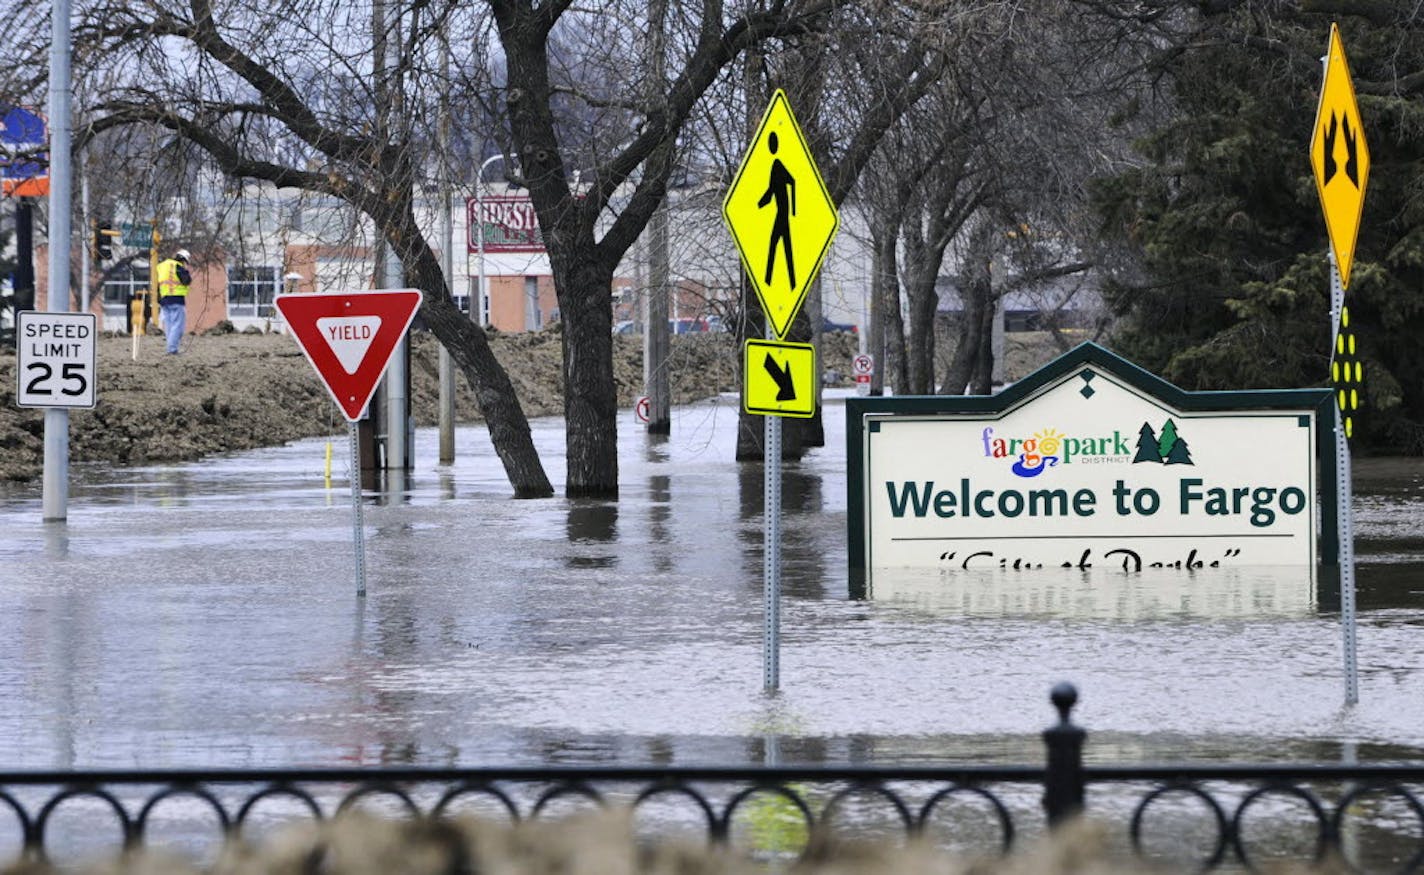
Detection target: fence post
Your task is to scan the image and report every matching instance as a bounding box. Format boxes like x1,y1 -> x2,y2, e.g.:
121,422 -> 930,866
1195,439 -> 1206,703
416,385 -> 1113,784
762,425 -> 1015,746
1042,681 -> 1086,827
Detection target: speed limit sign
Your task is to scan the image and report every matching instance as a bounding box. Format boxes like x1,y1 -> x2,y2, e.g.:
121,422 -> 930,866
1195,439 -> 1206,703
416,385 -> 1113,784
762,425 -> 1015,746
16,311 -> 97,409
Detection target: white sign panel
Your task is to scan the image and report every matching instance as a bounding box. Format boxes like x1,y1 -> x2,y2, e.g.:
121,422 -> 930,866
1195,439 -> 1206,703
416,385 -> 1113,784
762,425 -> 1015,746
16,311 -> 97,409
859,358 -> 1322,573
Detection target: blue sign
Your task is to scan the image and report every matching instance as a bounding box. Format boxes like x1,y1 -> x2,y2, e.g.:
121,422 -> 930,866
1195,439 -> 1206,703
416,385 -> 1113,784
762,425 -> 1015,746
0,107 -> 48,185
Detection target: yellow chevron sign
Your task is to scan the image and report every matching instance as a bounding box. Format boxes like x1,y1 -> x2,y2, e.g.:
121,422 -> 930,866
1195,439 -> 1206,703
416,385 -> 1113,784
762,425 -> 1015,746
1309,23 -> 1370,289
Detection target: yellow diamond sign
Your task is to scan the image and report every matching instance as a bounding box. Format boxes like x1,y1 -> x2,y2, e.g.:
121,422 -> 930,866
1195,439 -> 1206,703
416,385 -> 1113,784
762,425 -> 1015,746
723,90 -> 839,339
743,339 -> 817,418
1310,23 -> 1369,289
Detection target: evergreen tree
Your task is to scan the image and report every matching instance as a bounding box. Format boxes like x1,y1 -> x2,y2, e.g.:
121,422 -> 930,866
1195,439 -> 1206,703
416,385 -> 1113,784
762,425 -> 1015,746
1133,422 -> 1161,463
1158,419 -> 1180,459
1165,437 -> 1194,466
1094,8 -> 1424,452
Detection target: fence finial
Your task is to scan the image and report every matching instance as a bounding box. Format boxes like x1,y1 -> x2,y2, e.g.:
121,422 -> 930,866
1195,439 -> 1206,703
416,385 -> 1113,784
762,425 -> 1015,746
1042,682 -> 1086,827
1050,681 -> 1078,724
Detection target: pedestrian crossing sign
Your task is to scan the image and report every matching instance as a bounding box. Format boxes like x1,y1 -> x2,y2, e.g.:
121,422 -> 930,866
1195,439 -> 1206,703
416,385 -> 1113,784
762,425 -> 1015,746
723,90 -> 839,340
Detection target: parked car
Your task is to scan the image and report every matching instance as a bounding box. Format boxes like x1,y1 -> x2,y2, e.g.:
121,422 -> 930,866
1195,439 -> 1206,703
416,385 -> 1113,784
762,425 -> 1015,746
613,318 -> 712,335
671,318 -> 709,334
819,317 -> 858,334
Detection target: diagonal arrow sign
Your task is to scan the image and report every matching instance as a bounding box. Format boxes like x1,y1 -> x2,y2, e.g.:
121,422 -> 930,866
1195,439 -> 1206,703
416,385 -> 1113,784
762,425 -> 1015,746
743,338 -> 815,418
764,353 -> 797,401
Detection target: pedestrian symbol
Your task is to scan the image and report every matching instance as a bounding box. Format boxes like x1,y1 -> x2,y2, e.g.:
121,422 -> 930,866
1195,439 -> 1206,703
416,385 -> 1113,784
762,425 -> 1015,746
1309,23 -> 1370,289
724,91 -> 838,339
759,132 -> 797,290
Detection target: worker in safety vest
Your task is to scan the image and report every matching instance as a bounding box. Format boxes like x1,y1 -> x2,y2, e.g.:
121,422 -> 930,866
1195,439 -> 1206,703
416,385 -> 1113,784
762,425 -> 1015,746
156,249 -> 193,355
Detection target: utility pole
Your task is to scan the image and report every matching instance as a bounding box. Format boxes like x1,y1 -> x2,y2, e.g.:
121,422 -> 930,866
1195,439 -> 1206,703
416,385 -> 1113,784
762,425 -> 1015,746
43,0 -> 73,521
373,0 -> 411,475
643,0 -> 672,435
79,168 -> 88,312
437,22 -> 456,463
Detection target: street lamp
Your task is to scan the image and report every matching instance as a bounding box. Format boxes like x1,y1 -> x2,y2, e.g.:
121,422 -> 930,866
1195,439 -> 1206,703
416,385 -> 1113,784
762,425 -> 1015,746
268,271 -> 305,333
474,153 -> 509,328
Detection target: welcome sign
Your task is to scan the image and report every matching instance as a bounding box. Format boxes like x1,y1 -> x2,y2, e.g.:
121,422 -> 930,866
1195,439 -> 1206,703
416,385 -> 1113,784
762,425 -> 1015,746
846,344 -> 1337,579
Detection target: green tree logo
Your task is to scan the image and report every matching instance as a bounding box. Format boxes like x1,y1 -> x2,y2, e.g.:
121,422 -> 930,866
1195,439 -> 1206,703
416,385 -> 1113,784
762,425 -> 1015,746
1157,420 -> 1180,459
1133,422 -> 1161,464
1133,419 -> 1194,466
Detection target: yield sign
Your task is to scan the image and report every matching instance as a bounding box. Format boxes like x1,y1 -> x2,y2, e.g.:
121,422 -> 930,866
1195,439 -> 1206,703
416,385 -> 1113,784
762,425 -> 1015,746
723,90 -> 839,339
275,289 -> 422,421
1309,23 -> 1370,289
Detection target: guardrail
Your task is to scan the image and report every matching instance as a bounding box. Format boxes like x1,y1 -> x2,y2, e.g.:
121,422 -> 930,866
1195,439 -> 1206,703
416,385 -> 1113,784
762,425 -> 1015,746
1,683 -> 1420,871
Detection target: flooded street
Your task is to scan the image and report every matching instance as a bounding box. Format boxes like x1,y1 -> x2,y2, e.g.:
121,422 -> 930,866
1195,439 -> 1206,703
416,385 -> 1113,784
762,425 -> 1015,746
2,391 -> 1423,772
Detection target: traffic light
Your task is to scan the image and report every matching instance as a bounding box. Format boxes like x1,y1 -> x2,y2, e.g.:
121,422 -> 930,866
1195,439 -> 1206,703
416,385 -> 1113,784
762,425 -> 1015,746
95,223 -> 116,261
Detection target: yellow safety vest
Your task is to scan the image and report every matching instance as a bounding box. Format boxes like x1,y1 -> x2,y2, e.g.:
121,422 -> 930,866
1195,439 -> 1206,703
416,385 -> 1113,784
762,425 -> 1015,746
156,259 -> 190,302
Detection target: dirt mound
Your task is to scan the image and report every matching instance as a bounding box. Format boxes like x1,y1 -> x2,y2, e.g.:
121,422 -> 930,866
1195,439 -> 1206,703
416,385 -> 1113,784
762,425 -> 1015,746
0,327 -> 862,483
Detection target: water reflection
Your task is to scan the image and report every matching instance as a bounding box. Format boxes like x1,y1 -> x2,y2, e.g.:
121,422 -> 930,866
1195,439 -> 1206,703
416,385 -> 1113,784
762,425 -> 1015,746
566,501 -> 618,569
377,469 -> 410,505
735,461 -> 829,600
43,525 -> 69,559
869,567 -> 1318,620
646,472 -> 673,575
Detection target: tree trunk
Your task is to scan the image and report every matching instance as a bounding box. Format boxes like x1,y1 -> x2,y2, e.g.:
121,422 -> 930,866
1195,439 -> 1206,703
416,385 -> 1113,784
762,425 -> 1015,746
905,275 -> 938,395
941,266 -> 989,395
879,233 -> 909,395
970,295 -> 996,394
736,274 -> 767,461
800,277 -> 825,449
557,258 -> 620,497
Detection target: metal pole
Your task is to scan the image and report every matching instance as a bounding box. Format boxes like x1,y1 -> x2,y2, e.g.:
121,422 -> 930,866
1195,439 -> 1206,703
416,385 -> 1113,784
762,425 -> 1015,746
1339,429 -> 1359,704
1330,255 -> 1359,705
475,153 -> 503,329
476,174 -> 486,328
79,166 -> 88,313
349,422 -> 367,597
763,325 -> 782,693
42,0 -> 73,523
436,24 -> 455,464
382,250 -> 408,471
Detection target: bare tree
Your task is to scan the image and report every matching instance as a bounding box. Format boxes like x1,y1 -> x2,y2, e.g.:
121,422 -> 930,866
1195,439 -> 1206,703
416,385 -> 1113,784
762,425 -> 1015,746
3,0 -> 558,496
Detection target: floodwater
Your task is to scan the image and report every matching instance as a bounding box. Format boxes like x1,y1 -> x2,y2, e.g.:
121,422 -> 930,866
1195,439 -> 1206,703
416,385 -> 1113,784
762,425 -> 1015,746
1,390 -> 1422,777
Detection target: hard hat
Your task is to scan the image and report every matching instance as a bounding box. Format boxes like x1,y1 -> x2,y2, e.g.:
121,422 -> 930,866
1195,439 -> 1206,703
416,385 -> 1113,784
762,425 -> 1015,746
175,249 -> 191,261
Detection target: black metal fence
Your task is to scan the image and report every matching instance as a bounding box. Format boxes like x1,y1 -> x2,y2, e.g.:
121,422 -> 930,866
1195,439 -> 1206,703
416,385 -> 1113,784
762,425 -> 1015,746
1,683 -> 1421,871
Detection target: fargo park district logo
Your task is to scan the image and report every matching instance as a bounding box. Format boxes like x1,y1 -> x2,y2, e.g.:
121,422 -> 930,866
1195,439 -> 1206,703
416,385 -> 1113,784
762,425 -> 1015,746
983,419 -> 1193,478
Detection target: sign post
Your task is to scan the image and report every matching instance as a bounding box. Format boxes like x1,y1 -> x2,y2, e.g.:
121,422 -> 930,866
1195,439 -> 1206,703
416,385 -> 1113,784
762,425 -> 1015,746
1310,22 -> 1368,705
724,90 -> 839,692
275,289 -> 423,596
853,353 -> 874,396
